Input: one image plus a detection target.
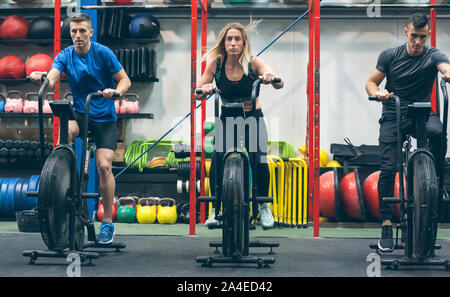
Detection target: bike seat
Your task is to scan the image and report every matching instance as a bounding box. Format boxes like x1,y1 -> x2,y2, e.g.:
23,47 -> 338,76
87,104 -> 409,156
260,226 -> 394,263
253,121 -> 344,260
49,100 -> 76,120
406,102 -> 431,121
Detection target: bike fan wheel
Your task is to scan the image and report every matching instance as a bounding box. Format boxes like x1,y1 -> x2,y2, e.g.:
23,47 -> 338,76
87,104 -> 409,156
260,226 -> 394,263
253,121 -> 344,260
221,153 -> 245,258
412,153 -> 439,260
38,148 -> 80,251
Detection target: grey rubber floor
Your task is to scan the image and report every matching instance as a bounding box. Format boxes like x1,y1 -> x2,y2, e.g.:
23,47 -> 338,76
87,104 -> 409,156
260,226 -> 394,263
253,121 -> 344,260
2,231 -> 450,277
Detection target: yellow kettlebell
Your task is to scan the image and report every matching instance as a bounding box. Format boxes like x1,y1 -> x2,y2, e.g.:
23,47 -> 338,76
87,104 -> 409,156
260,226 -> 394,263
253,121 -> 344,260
137,198 -> 157,224
157,198 -> 177,224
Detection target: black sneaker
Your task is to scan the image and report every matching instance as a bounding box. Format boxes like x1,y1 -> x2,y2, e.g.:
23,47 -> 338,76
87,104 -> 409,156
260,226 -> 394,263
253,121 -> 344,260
378,225 -> 394,252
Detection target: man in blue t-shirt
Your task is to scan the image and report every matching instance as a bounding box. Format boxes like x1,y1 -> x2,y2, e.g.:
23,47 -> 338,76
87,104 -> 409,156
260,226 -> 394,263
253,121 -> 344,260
366,13 -> 450,252
30,13 -> 131,244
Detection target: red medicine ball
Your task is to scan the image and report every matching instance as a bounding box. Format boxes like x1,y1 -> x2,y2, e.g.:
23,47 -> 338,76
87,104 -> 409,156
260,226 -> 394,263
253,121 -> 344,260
25,54 -> 53,77
319,170 -> 336,219
339,172 -> 362,220
0,15 -> 29,40
0,55 -> 25,79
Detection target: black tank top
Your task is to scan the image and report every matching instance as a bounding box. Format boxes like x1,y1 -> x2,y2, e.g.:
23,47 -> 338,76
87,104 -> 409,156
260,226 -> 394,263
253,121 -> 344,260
215,55 -> 258,103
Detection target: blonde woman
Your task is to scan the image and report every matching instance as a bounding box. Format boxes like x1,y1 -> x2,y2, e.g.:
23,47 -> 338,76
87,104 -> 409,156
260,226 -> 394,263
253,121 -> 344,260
196,21 -> 284,229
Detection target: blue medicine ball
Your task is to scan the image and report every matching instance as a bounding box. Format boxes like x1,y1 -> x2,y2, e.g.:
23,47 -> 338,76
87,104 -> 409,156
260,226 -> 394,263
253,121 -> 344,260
129,14 -> 160,39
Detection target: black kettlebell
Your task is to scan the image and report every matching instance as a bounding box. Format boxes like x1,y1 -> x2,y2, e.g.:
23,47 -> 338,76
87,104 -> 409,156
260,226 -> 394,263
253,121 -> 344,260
28,16 -> 54,39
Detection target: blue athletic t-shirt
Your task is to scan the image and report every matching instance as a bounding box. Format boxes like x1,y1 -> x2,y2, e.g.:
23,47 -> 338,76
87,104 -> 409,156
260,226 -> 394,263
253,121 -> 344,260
52,41 -> 123,122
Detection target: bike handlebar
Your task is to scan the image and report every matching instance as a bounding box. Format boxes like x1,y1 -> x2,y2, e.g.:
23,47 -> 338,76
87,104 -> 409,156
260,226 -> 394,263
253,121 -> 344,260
195,77 -> 281,97
368,95 -> 399,102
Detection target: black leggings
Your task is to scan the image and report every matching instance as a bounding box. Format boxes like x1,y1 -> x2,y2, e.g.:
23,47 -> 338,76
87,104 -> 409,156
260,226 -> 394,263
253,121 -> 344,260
378,111 -> 446,221
209,108 -> 270,207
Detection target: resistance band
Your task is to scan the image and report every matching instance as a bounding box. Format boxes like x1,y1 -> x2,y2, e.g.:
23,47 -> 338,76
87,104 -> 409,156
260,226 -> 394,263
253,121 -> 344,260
114,8 -> 311,180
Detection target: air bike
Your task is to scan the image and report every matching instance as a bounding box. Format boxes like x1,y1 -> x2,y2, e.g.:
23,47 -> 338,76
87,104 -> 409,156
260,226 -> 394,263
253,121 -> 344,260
23,77 -> 126,265
195,78 -> 280,268
369,78 -> 450,270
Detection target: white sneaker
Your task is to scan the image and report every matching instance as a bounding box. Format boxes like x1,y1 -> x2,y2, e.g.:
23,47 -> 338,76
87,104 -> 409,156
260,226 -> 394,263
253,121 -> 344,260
259,203 -> 274,230
205,208 -> 220,227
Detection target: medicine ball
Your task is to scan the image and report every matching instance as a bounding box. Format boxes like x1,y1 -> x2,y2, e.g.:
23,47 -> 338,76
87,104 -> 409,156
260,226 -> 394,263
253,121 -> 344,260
339,171 -> 362,220
129,14 -> 160,39
25,54 -> 53,77
393,172 -> 405,218
0,15 -> 29,40
61,15 -> 71,39
28,16 -> 53,39
362,171 -> 381,219
0,55 -> 25,79
319,170 -> 336,219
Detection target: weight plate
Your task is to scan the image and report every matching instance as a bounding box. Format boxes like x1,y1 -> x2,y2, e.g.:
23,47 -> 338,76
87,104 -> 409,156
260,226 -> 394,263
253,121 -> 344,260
0,178 -> 8,217
27,175 -> 40,210
38,148 -> 74,250
0,178 -> 3,215
19,180 -> 28,212
6,178 -> 19,217
14,178 -> 24,213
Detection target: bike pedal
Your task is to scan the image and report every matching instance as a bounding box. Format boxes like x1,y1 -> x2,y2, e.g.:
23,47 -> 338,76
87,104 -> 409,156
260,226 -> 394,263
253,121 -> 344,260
254,196 -> 273,203
198,196 -> 215,202
81,192 -> 100,199
207,223 -> 222,229
382,197 -> 401,203
442,186 -> 450,203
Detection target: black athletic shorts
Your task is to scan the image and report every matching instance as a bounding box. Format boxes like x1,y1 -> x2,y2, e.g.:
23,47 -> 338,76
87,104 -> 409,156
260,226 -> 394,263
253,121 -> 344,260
73,112 -> 117,151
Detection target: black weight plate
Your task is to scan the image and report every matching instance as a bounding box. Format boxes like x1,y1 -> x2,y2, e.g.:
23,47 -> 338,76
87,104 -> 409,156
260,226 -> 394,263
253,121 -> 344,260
38,148 -> 74,250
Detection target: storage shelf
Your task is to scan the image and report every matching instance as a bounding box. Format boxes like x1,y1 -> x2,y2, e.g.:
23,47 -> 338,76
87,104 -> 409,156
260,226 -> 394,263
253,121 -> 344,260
0,77 -> 158,84
79,2 -> 450,19
100,38 -> 160,44
0,38 -> 159,45
0,112 -> 154,120
0,39 -> 72,45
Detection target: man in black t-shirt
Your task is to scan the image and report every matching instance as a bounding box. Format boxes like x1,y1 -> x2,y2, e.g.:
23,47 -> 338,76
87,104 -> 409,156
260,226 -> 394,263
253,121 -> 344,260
366,13 -> 450,252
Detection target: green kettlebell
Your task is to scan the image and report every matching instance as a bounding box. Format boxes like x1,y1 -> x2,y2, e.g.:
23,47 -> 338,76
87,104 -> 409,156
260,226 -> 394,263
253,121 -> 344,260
117,197 -> 137,223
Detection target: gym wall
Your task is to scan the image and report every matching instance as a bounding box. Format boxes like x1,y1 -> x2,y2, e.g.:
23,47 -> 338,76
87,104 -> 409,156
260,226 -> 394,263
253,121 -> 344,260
124,16 -> 450,156
0,14 -> 448,157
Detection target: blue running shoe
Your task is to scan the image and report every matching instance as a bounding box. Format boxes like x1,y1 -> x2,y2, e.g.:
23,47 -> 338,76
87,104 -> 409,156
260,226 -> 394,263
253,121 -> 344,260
97,222 -> 115,244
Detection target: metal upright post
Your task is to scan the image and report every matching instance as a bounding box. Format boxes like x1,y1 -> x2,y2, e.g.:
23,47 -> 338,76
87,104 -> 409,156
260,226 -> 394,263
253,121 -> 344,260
200,0 -> 208,224
189,0 -> 198,235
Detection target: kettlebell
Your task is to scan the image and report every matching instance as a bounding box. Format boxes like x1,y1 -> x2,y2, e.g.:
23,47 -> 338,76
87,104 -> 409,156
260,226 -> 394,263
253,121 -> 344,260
97,199 -> 104,222
97,197 -> 119,222
43,93 -> 54,113
23,92 -> 39,113
125,93 -> 139,114
137,198 -> 157,224
157,198 -> 177,224
115,99 -> 120,114
112,196 -> 119,222
116,197 -> 137,223
5,90 -> 23,113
